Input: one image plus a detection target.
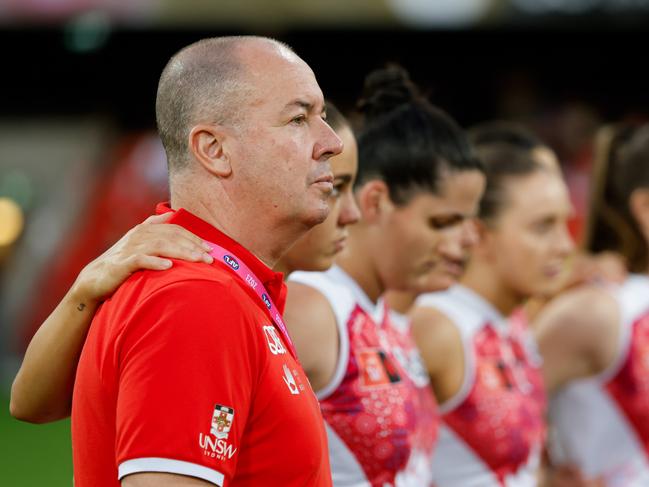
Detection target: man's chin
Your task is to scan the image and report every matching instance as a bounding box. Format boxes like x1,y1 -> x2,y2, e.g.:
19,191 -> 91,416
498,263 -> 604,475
299,204 -> 331,229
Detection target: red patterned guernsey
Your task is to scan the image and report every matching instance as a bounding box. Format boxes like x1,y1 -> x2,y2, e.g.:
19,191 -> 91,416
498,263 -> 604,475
550,275 -> 649,487
289,266 -> 437,487
416,285 -> 546,487
72,207 -> 331,487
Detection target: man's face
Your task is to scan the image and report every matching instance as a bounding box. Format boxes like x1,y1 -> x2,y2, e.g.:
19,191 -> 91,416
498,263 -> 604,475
281,126 -> 360,272
230,43 -> 343,230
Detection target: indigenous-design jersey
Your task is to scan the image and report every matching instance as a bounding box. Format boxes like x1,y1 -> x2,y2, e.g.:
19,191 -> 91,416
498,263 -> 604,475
550,275 -> 649,487
290,266 -> 437,487
416,285 -> 546,487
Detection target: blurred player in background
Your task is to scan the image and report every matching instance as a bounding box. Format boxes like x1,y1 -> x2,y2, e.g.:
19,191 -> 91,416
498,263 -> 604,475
411,126 -> 573,486
537,124 -> 649,486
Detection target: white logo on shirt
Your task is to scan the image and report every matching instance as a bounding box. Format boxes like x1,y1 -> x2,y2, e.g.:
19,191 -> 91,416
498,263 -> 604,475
199,433 -> 238,461
263,325 -> 286,355
283,364 -> 300,395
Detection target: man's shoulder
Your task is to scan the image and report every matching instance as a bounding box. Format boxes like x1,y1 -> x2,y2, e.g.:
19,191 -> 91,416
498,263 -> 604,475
93,260 -> 266,348
103,259 -> 261,323
124,259 -> 243,299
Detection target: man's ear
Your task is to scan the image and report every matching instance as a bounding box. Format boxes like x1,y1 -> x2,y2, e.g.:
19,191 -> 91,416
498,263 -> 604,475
188,124 -> 232,177
356,180 -> 392,224
630,188 -> 649,241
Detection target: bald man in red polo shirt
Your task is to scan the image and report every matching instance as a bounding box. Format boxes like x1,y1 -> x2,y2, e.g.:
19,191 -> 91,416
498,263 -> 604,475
71,36 -> 342,487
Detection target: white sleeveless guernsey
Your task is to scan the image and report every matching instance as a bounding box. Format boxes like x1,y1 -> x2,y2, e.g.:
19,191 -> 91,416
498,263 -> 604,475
289,266 -> 437,487
416,285 -> 546,487
549,275 -> 649,487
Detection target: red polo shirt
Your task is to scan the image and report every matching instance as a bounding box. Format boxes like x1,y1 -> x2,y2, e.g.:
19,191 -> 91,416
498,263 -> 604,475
71,206 -> 332,487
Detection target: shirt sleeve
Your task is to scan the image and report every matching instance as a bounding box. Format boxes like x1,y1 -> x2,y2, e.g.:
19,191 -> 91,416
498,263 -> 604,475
114,278 -> 260,486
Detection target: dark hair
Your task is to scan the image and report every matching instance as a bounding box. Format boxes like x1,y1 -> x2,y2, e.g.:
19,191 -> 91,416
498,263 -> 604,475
473,142 -> 546,223
585,124 -> 649,271
354,65 -> 482,205
469,120 -> 544,152
470,121 -> 554,223
325,100 -> 350,133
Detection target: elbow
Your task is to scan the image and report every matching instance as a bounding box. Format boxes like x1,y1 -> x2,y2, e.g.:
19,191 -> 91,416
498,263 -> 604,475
9,384 -> 50,424
9,395 -> 34,423
9,393 -> 35,423
9,401 -> 53,424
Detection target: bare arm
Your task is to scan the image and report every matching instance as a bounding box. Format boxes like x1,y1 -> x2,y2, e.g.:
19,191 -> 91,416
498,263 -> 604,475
410,306 -> 465,404
122,472 -> 214,486
284,281 -> 339,393
533,286 -> 620,395
10,213 -> 213,423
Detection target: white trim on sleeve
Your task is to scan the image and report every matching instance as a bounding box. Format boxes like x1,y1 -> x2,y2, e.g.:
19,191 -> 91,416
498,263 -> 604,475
118,457 -> 224,486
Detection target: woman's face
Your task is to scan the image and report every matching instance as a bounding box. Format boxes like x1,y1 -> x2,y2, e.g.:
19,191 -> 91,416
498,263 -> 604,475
480,170 -> 575,298
375,169 -> 485,294
280,126 -> 360,272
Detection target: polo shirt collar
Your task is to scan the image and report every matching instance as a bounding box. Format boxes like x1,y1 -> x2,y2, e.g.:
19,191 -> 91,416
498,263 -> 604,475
156,202 -> 286,312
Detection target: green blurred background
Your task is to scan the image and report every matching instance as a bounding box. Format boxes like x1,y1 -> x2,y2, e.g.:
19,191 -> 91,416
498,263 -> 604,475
1,394 -> 72,486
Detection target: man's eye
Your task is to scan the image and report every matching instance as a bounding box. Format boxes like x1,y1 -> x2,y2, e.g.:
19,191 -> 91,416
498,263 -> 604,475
330,185 -> 343,198
291,115 -> 306,125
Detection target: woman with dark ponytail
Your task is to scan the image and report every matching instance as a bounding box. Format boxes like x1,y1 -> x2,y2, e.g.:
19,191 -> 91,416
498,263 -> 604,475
536,124 -> 649,486
285,65 -> 485,485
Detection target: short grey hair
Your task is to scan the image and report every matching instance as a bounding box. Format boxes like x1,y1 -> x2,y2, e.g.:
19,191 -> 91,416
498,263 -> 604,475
155,36 -> 291,172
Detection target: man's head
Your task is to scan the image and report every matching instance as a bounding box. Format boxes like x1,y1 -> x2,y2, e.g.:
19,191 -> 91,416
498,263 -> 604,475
157,36 -> 343,237
156,36 -> 252,172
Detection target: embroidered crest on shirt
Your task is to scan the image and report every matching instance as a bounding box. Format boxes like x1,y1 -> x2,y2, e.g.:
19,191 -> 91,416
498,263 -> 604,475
210,404 -> 235,439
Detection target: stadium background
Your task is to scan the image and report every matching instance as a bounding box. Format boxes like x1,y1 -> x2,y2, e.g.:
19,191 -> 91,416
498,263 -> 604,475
1,1 -> 649,484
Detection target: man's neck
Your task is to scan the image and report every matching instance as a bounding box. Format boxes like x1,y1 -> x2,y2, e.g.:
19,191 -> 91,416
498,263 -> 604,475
273,259 -> 292,280
171,193 -> 288,269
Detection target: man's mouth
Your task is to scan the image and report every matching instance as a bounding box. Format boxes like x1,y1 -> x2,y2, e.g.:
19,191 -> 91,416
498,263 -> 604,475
312,173 -> 334,193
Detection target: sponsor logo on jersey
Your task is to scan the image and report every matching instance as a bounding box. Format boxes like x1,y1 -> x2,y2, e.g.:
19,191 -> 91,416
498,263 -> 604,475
261,293 -> 272,309
223,254 -> 240,270
263,325 -> 286,355
357,348 -> 402,388
199,433 -> 238,461
200,404 -> 238,461
283,364 -> 300,395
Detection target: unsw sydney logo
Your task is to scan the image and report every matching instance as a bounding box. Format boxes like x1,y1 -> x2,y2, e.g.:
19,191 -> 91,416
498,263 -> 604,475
199,404 -> 237,461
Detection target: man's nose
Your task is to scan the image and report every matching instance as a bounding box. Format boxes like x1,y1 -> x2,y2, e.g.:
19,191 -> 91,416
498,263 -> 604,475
314,118 -> 343,161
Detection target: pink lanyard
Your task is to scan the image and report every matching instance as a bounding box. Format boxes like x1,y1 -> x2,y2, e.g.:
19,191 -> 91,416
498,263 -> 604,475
208,242 -> 297,358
